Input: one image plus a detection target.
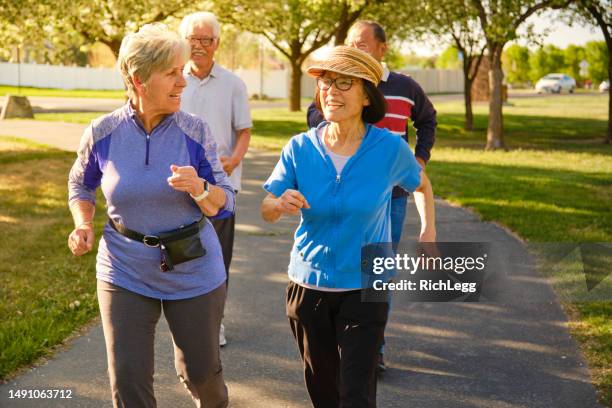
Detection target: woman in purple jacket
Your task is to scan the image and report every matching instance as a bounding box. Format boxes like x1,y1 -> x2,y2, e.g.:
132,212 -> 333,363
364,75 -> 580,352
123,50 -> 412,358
67,23 -> 233,408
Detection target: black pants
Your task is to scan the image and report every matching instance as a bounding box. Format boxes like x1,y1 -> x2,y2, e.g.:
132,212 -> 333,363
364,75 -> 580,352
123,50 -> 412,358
286,281 -> 388,408
211,215 -> 235,286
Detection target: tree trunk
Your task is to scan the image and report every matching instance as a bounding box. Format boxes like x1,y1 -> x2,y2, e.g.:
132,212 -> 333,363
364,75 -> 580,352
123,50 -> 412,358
486,46 -> 505,150
335,5 -> 350,46
587,4 -> 611,144
104,38 -> 122,58
289,60 -> 302,111
463,59 -> 474,131
333,2 -> 366,46
607,47 -> 611,144
335,31 -> 348,46
464,78 -> 474,131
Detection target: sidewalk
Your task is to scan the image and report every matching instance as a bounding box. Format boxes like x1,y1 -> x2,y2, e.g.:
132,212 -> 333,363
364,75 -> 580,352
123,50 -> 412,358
0,120 -> 602,407
0,120 -> 85,151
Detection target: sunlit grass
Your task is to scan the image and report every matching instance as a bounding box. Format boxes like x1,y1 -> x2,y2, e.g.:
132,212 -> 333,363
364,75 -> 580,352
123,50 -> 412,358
0,85 -> 126,99
0,136 -> 103,380
33,111 -> 105,124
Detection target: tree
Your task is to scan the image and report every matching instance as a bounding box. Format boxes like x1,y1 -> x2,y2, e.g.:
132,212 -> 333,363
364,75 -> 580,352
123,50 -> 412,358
373,0 -> 487,130
0,0 -> 51,61
47,0 -> 196,57
564,44 -> 587,82
436,46 -> 462,69
384,43 -> 407,70
503,44 -> 531,85
1,0 -> 197,62
216,26 -> 263,71
585,40 -> 609,83
470,0 -> 570,149
546,44 -> 565,72
568,1 -> 610,143
214,0 -> 382,111
402,0 -> 486,131
403,54 -> 437,69
529,44 -> 566,82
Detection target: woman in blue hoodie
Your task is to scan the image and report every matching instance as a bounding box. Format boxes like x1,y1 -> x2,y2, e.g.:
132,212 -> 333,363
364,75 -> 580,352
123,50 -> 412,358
261,46 -> 436,407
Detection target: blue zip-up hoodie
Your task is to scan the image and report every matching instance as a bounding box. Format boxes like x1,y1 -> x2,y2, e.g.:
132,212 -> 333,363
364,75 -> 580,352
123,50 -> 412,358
264,123 -> 421,289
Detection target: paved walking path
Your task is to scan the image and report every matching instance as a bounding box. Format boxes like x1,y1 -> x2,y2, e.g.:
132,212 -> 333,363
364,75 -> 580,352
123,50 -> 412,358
0,120 -> 85,151
0,120 -> 601,407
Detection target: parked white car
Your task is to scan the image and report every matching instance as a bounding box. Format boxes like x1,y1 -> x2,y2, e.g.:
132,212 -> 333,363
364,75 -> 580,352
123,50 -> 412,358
535,73 -> 576,93
600,80 -> 610,92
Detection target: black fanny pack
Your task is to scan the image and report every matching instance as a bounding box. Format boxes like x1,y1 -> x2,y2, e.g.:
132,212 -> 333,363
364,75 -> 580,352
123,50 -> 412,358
109,217 -> 207,272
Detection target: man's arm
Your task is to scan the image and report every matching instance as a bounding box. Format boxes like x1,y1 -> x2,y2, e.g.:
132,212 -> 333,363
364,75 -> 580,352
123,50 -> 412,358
408,78 -> 437,166
307,101 -> 325,128
222,77 -> 253,176
220,127 -> 251,176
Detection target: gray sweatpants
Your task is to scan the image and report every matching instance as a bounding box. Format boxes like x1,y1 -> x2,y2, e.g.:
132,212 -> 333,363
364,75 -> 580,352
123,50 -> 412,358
97,280 -> 228,408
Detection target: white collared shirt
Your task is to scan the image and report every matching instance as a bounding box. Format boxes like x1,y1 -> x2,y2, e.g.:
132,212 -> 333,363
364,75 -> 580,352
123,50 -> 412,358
381,62 -> 390,82
181,62 -> 252,191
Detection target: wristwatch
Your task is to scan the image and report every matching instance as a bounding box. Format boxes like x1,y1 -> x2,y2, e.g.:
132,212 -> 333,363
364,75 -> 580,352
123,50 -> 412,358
190,179 -> 210,201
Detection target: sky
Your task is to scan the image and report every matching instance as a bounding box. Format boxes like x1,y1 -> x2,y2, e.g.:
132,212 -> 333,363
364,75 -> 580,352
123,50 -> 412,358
405,10 -> 605,57
309,10 -> 605,60
519,12 -> 605,49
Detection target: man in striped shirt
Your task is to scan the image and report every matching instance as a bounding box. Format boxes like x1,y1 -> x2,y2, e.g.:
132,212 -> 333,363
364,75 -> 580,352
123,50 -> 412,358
307,20 -> 437,373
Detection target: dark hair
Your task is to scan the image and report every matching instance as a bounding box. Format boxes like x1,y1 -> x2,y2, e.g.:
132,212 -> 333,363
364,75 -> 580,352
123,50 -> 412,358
362,80 -> 387,123
352,20 -> 386,43
314,78 -> 387,124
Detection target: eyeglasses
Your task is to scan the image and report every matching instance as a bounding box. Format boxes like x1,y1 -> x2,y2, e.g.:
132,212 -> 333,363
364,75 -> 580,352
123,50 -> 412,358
348,41 -> 371,53
187,36 -> 217,47
317,77 -> 357,92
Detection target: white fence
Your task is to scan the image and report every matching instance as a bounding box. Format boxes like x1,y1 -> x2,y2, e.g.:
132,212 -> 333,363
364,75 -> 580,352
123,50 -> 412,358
237,68 -> 463,97
0,62 -> 125,90
235,68 -> 316,99
0,62 -> 463,96
401,69 -> 464,94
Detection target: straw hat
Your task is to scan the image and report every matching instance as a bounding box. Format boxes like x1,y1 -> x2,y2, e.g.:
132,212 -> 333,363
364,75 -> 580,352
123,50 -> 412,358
306,46 -> 383,86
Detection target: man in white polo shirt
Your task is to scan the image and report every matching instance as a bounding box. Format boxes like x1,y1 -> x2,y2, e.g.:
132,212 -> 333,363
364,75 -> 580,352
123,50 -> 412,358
179,11 -> 253,346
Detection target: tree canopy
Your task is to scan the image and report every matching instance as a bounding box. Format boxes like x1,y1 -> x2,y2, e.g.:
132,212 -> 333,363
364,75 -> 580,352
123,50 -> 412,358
213,0 -> 383,110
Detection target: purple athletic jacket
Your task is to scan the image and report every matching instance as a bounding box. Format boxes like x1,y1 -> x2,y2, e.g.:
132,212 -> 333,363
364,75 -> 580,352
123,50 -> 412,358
68,103 -> 235,300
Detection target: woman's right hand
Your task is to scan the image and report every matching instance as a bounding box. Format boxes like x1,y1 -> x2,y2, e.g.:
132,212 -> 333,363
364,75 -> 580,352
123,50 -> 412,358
275,189 -> 310,216
68,224 -> 95,256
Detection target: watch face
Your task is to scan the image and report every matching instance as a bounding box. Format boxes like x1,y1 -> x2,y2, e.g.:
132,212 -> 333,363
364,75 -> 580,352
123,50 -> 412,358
204,180 -> 209,192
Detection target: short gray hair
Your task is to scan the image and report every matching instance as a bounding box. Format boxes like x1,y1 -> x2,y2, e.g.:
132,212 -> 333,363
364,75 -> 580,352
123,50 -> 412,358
179,12 -> 221,38
117,23 -> 189,99
350,20 -> 387,43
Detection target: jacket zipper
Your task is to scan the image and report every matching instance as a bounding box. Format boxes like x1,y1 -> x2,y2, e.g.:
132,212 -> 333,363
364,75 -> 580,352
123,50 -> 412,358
145,133 -> 150,165
326,126 -> 371,287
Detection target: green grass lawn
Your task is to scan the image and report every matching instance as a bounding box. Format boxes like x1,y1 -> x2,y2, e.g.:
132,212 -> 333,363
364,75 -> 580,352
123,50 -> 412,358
34,111 -> 106,124
434,95 -> 609,152
0,85 -> 126,99
5,94 -> 612,404
0,136 -> 105,380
